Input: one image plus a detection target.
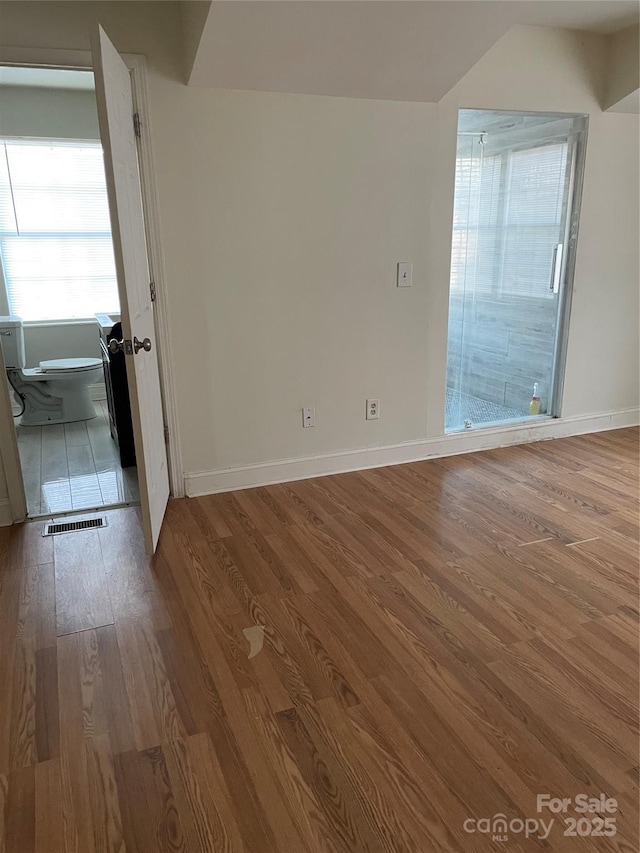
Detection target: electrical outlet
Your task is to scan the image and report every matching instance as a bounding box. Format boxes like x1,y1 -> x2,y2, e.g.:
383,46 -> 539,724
302,406 -> 315,428
366,398 -> 380,420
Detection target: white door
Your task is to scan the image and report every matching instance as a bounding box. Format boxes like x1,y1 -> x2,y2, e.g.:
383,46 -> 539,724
92,25 -> 169,553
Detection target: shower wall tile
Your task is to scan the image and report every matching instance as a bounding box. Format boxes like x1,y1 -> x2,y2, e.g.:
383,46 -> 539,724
447,290 -> 556,410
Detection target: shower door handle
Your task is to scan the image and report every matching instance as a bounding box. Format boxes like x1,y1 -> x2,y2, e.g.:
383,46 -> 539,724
549,243 -> 563,294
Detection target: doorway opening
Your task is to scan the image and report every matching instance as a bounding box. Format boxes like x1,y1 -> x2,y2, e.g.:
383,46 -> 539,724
0,66 -> 140,517
445,109 -> 587,433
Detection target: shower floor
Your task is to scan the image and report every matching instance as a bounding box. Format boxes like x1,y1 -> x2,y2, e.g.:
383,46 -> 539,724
445,388 -> 529,431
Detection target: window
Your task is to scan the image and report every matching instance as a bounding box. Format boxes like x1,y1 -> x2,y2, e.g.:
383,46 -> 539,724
0,139 -> 119,321
500,142 -> 569,298
450,144 -> 502,295
450,139 -> 569,300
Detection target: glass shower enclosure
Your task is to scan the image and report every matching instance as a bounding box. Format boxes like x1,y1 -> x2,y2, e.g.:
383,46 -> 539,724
445,110 -> 587,432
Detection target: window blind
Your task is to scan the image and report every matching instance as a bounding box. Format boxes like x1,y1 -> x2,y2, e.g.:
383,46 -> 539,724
450,140 -> 501,295
0,139 -> 120,321
501,143 -> 568,298
450,139 -> 569,300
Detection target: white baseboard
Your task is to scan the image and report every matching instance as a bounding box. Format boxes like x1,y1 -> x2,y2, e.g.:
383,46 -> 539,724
0,498 -> 13,527
184,407 -> 639,498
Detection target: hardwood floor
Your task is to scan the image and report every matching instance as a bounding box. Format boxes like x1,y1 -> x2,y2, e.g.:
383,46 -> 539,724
0,428 -> 638,852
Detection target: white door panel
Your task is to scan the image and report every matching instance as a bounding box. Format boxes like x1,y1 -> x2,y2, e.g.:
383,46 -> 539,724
92,25 -> 169,553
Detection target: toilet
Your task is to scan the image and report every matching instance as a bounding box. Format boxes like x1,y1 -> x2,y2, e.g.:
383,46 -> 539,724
0,316 -> 103,426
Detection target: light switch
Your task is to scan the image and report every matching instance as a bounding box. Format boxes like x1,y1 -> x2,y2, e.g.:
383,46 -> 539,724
397,262 -> 412,287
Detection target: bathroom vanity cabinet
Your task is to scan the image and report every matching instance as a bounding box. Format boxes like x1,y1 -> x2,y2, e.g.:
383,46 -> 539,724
96,315 -> 137,468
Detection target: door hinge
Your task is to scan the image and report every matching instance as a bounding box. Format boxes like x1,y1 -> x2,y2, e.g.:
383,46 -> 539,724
149,281 -> 156,302
133,112 -> 141,138
163,425 -> 170,444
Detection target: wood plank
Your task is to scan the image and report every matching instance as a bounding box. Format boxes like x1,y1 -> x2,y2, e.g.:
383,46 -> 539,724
0,566 -> 22,777
16,564 -> 56,651
9,638 -> 37,770
113,746 -> 187,853
57,632 -> 98,853
84,734 -> 125,853
0,523 -> 53,571
0,773 -> 7,853
99,506 -> 170,623
4,765 -> 35,853
164,734 -> 246,853
54,530 -> 114,636
34,646 -> 59,764
94,625 -> 137,754
34,760 -> 64,853
115,615 -> 186,752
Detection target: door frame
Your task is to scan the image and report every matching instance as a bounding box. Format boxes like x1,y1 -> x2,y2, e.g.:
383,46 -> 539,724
445,108 -> 588,433
0,344 -> 27,522
0,45 -> 184,522
549,119 -> 589,418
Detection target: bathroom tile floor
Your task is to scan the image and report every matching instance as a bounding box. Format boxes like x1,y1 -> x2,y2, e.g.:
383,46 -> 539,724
445,387 -> 532,431
15,399 -> 140,517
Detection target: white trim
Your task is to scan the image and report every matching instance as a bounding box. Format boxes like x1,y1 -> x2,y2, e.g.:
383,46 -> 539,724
0,499 -> 14,527
184,408 -> 639,497
0,43 -> 184,504
0,347 -> 27,522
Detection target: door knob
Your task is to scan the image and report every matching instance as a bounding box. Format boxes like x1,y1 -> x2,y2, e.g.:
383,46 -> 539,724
134,336 -> 152,354
108,338 -> 125,354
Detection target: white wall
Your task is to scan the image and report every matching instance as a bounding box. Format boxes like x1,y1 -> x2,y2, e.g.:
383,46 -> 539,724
0,3 -> 637,512
157,89 -> 434,472
159,24 -> 639,481
605,24 -> 640,110
21,322 -> 101,364
181,0 -> 211,82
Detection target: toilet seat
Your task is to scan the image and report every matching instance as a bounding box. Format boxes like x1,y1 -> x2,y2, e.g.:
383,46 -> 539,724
39,357 -> 102,373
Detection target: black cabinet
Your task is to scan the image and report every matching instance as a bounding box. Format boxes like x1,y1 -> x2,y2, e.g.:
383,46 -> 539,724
99,322 -> 136,468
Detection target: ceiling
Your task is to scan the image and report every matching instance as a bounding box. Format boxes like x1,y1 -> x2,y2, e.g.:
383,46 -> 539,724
187,1 -> 639,102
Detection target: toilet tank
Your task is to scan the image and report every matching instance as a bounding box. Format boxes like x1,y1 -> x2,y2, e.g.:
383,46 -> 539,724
0,316 -> 26,369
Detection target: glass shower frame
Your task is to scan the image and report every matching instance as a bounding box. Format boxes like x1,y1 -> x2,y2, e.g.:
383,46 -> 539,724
445,109 -> 588,434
